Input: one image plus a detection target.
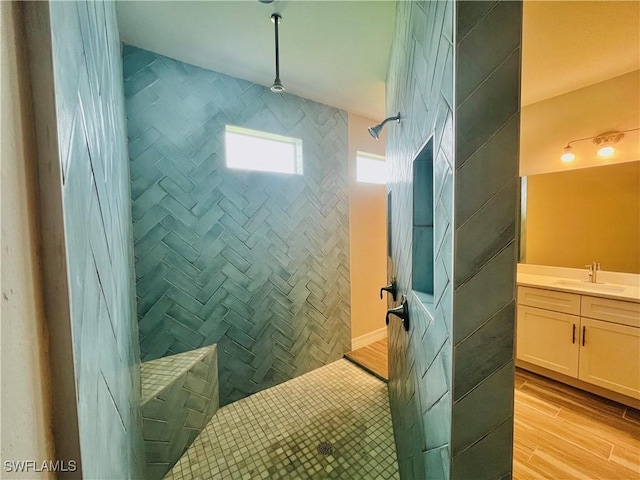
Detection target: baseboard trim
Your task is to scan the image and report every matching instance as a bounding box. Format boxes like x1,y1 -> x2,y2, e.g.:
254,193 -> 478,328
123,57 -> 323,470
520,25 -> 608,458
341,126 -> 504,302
351,327 -> 387,351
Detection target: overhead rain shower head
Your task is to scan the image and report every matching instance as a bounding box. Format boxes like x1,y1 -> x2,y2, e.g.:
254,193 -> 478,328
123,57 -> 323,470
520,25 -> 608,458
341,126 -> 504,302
270,13 -> 285,93
368,113 -> 401,139
271,78 -> 285,93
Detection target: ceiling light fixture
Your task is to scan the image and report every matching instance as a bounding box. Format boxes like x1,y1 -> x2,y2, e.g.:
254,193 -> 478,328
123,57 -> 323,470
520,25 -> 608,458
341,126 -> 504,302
560,127 -> 639,162
270,13 -> 284,93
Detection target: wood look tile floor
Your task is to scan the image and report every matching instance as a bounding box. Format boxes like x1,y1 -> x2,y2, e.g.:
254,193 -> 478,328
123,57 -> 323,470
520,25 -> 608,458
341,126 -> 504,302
346,340 -> 640,479
344,338 -> 388,381
514,369 -> 640,480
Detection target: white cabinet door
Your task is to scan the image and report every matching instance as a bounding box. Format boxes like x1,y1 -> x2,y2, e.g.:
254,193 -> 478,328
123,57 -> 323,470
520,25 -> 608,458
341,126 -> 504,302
579,317 -> 640,400
517,305 -> 580,377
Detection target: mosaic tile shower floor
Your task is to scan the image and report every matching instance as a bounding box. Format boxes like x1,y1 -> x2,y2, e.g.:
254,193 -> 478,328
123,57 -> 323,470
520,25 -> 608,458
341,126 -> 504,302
165,360 -> 400,479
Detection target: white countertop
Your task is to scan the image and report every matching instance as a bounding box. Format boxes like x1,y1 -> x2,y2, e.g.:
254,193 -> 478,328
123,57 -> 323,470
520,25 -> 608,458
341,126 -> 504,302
517,265 -> 640,303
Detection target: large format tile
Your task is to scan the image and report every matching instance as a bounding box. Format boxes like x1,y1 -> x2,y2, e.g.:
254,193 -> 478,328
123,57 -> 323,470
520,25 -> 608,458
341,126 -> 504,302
456,50 -> 521,165
514,369 -> 640,480
456,1 -> 522,104
452,361 -> 514,455
455,115 -> 520,227
451,418 -> 513,480
456,1 -> 498,40
453,243 -> 516,343
454,180 -> 518,287
453,301 -> 514,400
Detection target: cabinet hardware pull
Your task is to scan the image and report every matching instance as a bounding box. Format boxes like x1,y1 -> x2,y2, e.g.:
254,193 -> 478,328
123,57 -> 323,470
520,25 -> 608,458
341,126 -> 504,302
582,326 -> 586,346
572,324 -> 576,344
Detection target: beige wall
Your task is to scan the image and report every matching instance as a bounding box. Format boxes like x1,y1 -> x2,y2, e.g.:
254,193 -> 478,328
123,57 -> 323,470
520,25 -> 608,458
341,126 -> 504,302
524,161 -> 640,273
347,113 -> 388,342
1,2 -> 55,474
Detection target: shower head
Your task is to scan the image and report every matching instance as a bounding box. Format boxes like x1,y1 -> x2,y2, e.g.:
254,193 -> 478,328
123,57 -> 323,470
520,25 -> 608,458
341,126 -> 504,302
271,78 -> 285,93
368,113 -> 401,140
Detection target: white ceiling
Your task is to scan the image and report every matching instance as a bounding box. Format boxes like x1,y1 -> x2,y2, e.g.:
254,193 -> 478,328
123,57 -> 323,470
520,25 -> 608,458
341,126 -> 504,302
521,1 -> 640,106
116,1 -> 396,120
116,1 -> 640,122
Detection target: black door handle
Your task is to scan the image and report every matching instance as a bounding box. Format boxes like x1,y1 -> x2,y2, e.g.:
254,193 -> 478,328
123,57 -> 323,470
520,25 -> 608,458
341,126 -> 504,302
386,295 -> 409,331
380,277 -> 398,301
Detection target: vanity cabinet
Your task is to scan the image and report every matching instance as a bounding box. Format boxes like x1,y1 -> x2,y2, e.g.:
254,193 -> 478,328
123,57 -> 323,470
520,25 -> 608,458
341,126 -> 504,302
516,286 -> 640,401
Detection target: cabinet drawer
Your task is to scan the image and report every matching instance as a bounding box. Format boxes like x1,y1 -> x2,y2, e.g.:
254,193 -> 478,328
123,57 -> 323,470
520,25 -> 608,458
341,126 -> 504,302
518,286 -> 581,315
581,296 -> 640,328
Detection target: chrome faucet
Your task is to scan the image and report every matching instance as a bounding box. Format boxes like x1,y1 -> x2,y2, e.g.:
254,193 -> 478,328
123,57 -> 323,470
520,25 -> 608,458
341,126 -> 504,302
585,262 -> 601,283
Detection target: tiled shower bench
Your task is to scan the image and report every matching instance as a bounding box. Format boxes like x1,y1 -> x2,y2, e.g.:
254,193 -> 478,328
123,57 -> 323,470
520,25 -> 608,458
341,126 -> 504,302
140,345 -> 219,479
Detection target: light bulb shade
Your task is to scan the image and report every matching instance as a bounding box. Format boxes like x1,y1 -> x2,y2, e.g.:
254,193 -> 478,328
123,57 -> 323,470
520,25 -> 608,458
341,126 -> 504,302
561,148 -> 575,163
597,145 -> 615,158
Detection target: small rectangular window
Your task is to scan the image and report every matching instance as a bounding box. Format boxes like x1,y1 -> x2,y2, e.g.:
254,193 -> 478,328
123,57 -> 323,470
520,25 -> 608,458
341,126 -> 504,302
225,126 -> 303,174
356,152 -> 386,185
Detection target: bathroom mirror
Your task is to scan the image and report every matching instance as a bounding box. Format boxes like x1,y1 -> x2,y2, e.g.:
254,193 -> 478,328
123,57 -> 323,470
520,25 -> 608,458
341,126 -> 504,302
519,161 -> 640,274
517,60 -> 639,275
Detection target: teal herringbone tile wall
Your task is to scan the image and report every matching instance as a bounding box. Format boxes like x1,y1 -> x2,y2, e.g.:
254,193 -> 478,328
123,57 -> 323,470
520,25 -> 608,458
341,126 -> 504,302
122,46 -> 351,405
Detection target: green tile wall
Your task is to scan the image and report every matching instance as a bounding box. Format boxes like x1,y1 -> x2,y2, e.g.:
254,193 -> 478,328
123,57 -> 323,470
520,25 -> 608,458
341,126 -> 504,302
31,1 -> 146,477
451,2 -> 522,478
386,1 -> 455,477
386,1 -> 521,478
122,46 -> 351,406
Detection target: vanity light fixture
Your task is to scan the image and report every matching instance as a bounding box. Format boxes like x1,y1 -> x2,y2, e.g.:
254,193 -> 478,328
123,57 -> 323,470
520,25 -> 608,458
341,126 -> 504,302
560,127 -> 640,162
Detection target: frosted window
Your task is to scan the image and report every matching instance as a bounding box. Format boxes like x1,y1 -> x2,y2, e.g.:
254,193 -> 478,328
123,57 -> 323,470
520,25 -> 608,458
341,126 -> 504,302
357,152 -> 386,185
225,126 -> 303,174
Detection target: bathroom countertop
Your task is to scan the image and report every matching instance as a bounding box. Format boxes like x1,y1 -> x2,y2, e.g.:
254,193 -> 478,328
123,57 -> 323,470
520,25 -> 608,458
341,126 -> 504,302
517,272 -> 640,303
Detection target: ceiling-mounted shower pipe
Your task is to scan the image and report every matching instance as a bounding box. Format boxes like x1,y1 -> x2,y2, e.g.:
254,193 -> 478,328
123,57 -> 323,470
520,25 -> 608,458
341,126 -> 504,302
270,13 -> 285,93
368,113 -> 401,140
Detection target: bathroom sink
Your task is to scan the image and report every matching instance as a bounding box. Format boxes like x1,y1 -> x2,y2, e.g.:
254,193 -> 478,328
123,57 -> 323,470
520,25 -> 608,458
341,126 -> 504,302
552,279 -> 626,293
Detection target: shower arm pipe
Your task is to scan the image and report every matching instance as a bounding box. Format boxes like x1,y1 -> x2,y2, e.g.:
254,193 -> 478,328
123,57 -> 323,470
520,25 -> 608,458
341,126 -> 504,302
273,14 -> 281,84
380,113 -> 401,129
